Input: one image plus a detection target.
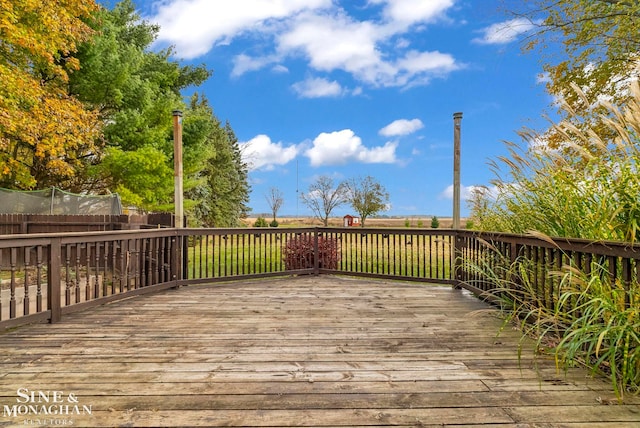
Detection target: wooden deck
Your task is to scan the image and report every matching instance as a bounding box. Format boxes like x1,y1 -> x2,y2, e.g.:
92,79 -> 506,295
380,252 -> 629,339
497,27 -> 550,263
1,276 -> 639,427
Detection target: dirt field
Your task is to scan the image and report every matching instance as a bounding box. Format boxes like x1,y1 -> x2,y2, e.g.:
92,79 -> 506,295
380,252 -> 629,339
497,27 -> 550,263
243,216 -> 457,228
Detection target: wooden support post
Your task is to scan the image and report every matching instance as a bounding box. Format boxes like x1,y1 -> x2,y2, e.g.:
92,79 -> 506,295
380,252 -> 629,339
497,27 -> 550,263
173,110 -> 184,229
48,238 -> 62,323
453,112 -> 463,230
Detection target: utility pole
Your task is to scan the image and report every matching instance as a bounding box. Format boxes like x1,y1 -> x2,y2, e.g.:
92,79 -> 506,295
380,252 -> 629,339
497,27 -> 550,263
453,112 -> 463,230
173,110 -> 184,228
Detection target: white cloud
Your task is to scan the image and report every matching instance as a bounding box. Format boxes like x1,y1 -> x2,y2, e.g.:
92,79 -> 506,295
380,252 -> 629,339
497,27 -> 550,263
305,129 -> 398,166
292,77 -> 344,98
396,50 -> 458,74
473,18 -> 540,45
148,0 -> 463,89
276,13 -> 461,87
372,0 -> 454,27
395,38 -> 411,49
379,118 -> 424,137
272,64 -> 289,73
232,54 -> 277,77
440,184 -> 495,201
149,0 -> 331,59
239,135 -> 298,171
278,12 -> 392,84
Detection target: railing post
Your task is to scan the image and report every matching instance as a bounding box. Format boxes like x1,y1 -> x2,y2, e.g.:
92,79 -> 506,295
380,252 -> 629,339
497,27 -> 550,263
170,230 -> 184,287
48,238 -> 62,323
313,228 -> 320,275
453,232 -> 463,289
509,240 -> 521,291
510,241 -> 518,265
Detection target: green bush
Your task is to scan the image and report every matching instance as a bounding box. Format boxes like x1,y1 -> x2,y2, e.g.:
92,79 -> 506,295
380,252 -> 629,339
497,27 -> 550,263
430,216 -> 439,228
269,219 -> 279,227
253,217 -> 268,227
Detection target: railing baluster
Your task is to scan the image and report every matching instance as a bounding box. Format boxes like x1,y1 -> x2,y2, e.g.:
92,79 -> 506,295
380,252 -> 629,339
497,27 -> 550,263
64,244 -> 71,306
23,247 -> 31,315
105,240 -> 111,294
241,233 -> 246,275
235,233 -> 239,275
199,235 -> 204,279
118,240 -> 126,294
113,240 -> 120,292
9,247 -> 16,319
36,245 -> 43,313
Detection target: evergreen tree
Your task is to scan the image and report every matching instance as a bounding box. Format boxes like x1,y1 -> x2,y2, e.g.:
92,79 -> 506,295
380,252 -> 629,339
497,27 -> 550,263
68,0 -> 210,210
185,97 -> 250,227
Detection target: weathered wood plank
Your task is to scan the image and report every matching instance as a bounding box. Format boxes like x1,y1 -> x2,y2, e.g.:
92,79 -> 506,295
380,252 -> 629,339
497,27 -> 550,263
0,391 -> 627,409
0,276 -> 638,427
45,408 -> 516,427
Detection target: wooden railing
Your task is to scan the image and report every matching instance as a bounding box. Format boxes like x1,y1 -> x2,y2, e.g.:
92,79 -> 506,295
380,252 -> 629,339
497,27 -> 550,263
183,228 -> 455,285
1,227 -> 639,329
456,230 -> 640,310
0,229 -> 183,329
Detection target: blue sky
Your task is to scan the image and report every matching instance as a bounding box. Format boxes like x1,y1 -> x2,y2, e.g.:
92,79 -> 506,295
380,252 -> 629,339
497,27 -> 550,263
132,0 -> 555,218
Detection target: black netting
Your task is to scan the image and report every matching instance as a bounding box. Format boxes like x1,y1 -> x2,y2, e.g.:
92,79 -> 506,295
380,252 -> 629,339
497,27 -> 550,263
0,188 -> 122,215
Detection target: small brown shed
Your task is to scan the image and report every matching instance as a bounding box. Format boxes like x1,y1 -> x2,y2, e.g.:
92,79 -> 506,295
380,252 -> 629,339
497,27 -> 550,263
343,215 -> 361,227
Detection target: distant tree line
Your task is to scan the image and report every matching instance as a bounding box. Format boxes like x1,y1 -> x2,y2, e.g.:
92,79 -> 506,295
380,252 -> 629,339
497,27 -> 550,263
0,0 -> 249,227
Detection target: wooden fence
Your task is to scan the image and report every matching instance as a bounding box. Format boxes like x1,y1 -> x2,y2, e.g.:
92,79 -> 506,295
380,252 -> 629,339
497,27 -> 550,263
0,213 -> 176,235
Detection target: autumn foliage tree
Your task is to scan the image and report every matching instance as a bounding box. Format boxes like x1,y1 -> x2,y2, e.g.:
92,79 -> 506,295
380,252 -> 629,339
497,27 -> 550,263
0,0 -> 101,189
535,0 -> 640,105
518,0 -> 640,151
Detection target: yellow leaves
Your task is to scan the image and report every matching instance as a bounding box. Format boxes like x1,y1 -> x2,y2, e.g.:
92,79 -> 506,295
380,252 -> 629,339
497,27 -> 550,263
1,95 -> 100,187
0,0 -> 98,63
0,0 -> 101,189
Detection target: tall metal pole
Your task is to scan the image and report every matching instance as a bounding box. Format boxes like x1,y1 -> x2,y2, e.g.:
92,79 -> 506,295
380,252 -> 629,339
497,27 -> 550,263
453,112 -> 463,230
173,110 -> 184,228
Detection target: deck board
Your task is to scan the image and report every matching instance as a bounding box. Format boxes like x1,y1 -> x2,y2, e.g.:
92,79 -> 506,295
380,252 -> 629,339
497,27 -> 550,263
1,275 -> 639,427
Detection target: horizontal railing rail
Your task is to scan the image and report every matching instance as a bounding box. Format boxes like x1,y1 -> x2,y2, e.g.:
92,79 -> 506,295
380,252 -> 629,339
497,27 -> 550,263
2,226 -> 639,329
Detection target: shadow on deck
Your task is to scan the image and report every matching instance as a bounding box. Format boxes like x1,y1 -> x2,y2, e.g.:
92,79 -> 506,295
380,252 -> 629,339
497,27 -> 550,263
0,276 -> 639,427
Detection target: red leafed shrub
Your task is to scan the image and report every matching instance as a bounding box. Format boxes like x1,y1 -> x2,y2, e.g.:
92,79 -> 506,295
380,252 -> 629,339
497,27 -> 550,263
283,234 -> 340,270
